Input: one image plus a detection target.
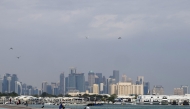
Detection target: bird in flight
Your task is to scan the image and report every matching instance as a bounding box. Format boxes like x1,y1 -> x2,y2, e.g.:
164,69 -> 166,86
118,37 -> 121,39
17,56 -> 21,59
10,47 -> 13,50
85,36 -> 88,39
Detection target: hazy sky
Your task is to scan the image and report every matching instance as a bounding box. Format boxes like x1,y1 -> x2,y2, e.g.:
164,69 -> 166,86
1,0 -> 190,94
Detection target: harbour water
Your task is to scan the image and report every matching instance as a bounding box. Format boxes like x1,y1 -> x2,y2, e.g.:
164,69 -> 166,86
29,104 -> 190,109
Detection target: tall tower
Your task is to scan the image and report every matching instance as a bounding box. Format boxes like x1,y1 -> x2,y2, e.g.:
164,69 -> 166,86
75,73 -> 85,92
113,70 -> 119,83
42,81 -> 48,92
88,71 -> 95,87
7,76 -> 11,93
11,74 -> 18,92
0,75 -> 3,93
60,73 -> 65,95
88,71 -> 95,92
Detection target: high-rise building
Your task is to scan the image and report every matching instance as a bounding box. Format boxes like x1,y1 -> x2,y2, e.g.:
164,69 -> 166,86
65,77 -> 69,93
152,85 -> 164,95
85,81 -> 89,92
0,75 -> 3,92
15,81 -> 22,95
96,73 -> 103,83
88,71 -> 95,86
42,81 -> 48,92
181,85 -> 188,94
3,73 -> 10,93
107,78 -> 116,94
67,69 -> 85,93
121,74 -> 127,82
113,70 -> 119,83
7,76 -> 11,93
11,74 -> 18,92
99,83 -> 104,94
75,73 -> 85,92
143,82 -> 150,95
68,73 -> 76,91
46,85 -> 52,94
59,73 -> 65,95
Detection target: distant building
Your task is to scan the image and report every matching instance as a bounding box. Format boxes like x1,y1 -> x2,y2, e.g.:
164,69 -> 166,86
46,85 -> 52,94
181,85 -> 188,94
15,81 -> 22,95
174,88 -> 184,95
152,85 -> 164,95
66,68 -> 85,93
109,82 -> 143,95
113,70 -> 119,83
42,81 -> 48,93
121,74 -> 127,82
136,76 -> 144,85
65,77 -> 69,93
0,75 -> 3,92
11,74 -> 18,92
96,73 -> 103,83
107,78 -> 116,94
88,71 -> 95,86
143,82 -> 150,95
93,84 -> 99,94
59,73 -> 65,95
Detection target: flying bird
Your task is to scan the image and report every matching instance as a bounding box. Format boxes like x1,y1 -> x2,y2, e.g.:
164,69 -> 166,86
118,37 -> 121,39
17,56 -> 21,59
85,36 -> 88,39
10,47 -> 13,50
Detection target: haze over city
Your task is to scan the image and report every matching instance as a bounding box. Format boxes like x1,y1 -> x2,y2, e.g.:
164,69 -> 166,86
0,0 -> 190,94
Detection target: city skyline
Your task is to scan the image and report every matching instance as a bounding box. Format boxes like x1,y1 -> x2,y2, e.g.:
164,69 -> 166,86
0,69 -> 189,95
1,0 -> 190,94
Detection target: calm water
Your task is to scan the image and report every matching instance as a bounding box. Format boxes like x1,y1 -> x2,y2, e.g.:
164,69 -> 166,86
29,104 -> 190,109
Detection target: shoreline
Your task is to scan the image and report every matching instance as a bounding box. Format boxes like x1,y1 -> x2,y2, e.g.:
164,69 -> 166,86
0,104 -> 32,109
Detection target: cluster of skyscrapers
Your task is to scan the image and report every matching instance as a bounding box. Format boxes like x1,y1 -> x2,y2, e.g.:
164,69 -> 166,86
0,68 -> 188,96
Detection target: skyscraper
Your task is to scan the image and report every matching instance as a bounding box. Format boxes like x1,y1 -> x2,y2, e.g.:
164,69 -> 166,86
3,73 -> 11,93
88,71 -> 95,87
65,77 -> 69,93
66,68 -> 85,93
11,74 -> 18,92
0,75 -> 3,92
59,73 -> 65,95
96,73 -> 103,83
68,73 -> 76,91
88,71 -> 95,92
42,81 -> 48,92
75,73 -> 85,92
15,81 -> 22,95
113,70 -> 119,83
143,82 -> 150,95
